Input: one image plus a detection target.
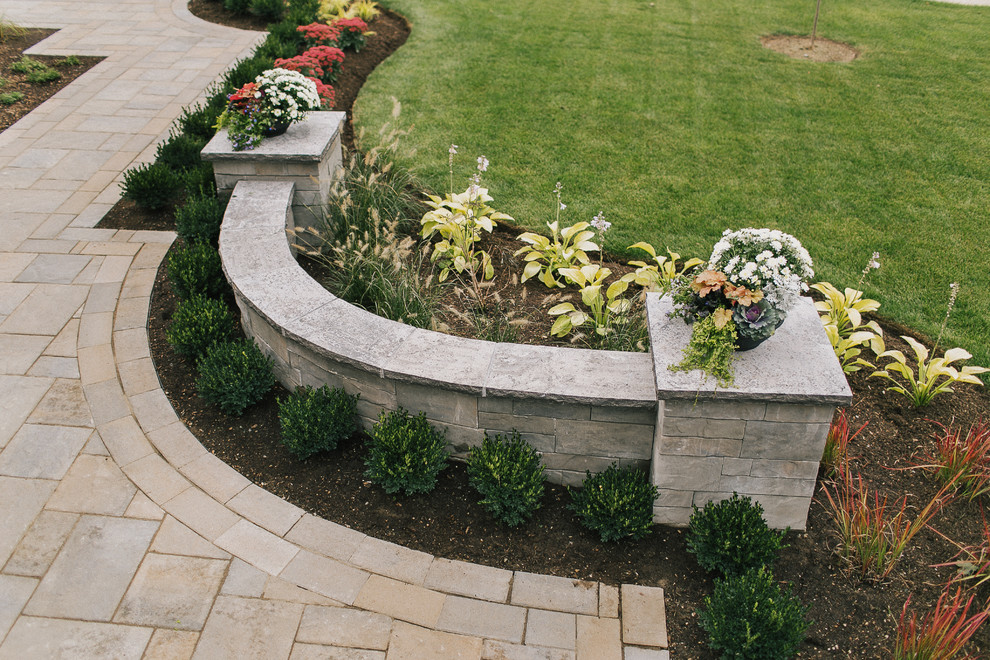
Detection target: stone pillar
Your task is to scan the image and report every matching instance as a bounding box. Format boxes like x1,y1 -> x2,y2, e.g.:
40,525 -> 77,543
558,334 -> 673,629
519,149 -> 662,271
644,293 -> 851,530
201,111 -> 346,231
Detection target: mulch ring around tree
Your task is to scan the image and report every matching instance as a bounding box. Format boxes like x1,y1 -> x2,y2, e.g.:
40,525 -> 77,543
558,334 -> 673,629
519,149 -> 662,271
762,34 -> 859,63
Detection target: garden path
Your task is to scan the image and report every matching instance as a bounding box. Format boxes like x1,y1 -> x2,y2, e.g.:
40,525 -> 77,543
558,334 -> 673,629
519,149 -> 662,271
0,1 -> 668,658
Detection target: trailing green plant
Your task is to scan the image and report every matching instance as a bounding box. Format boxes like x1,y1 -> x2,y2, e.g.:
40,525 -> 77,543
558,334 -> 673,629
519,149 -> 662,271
166,242 -> 228,301
547,264 -> 638,344
0,91 -> 22,105
155,132 -> 206,172
514,183 -> 599,288
364,408 -> 448,496
278,385 -> 358,459
893,586 -> 989,660
811,281 -> 883,374
57,55 -> 81,66
467,431 -> 546,527
26,66 -> 60,83
421,151 -> 512,300
195,339 -> 276,416
9,55 -> 45,73
823,468 -> 953,581
698,567 -> 811,660
687,493 -> 787,578
165,294 -> 235,359
569,463 -> 657,543
668,311 -> 737,388
119,162 -> 184,211
619,242 -> 704,294
917,421 -> 990,501
821,408 -> 866,479
175,193 -> 226,246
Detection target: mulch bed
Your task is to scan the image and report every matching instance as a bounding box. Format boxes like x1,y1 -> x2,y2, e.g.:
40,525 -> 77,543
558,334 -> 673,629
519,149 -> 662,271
0,29 -> 102,133
104,4 -> 990,657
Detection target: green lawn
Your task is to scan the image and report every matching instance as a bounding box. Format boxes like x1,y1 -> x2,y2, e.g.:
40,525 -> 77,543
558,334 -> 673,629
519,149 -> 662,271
354,0 -> 990,370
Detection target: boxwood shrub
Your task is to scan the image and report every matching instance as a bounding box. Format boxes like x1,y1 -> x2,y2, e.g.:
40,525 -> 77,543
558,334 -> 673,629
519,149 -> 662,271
120,162 -> 183,211
278,385 -> 358,459
569,463 -> 658,542
365,408 -> 447,496
687,493 -> 787,577
165,294 -> 235,359
175,193 -> 226,246
166,242 -> 227,301
195,339 -> 275,416
467,431 -> 545,527
155,133 -> 205,172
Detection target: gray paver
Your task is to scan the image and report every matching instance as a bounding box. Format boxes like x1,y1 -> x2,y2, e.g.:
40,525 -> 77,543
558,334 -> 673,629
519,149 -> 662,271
221,558 -> 268,598
0,335 -> 51,376
0,477 -> 58,568
510,572 -> 599,616
144,629 -> 200,660
0,376 -> 53,448
436,595 -> 526,643
115,552 -> 227,630
296,605 -> 392,650
526,609 -> 577,650
3,510 -> 78,578
0,424 -> 92,480
0,575 -> 38,644
26,378 -> 93,427
0,617 -> 154,660
45,454 -> 136,515
24,515 -> 158,621
192,595 -> 303,660
150,516 -> 230,560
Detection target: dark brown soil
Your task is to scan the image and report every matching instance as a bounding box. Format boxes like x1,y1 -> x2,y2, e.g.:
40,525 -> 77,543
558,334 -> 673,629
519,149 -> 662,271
762,35 -> 859,63
0,30 -> 102,133
116,4 -> 990,657
188,0 -> 270,32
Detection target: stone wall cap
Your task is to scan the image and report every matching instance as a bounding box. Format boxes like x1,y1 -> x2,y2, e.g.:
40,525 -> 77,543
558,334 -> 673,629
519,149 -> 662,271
647,293 -> 852,405
202,111 -> 346,163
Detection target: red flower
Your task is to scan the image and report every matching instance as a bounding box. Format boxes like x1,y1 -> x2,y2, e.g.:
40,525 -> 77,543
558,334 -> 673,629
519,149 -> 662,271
296,22 -> 341,46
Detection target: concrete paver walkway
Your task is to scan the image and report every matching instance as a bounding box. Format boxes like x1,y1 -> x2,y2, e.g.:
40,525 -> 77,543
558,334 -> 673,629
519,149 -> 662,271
0,1 -> 670,658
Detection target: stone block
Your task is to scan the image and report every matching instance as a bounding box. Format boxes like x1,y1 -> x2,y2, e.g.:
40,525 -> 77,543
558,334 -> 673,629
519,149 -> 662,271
436,595 -> 526,643
600,585 -> 620,618
576,616 -> 622,660
509,572 -> 598,615
424,558 -> 512,602
655,489 -> 694,508
717,474 -> 815,497
620,584 -> 667,648
215,520 -> 300,576
555,419 -> 654,460
589,404 -> 657,426
511,399 -> 589,421
353,575 -> 446,628
296,605 -> 392,649
740,421 -> 829,461
1,618 -> 153,660
478,395 -> 513,414
758,495 -> 814,530
178,452 -> 251,504
526,609 -> 576,649
651,505 -> 692,527
395,382 -> 479,427
750,459 -> 820,480
764,402 -> 836,424
479,412 -> 555,436
163,487 -> 241,542
114,553 -> 227,630
227,483 -> 304,537
651,455 -> 722,492
542,454 -> 648,476
279,550 -> 371,606
386,620 -> 483,660
662,399 -> 767,421
657,435 -> 741,458
721,457 -> 754,476
285,513 -> 367,563
662,416 -> 746,440
3,510 -> 78,578
349,536 -> 434,585
192,596 -> 303,660
482,641 -> 575,660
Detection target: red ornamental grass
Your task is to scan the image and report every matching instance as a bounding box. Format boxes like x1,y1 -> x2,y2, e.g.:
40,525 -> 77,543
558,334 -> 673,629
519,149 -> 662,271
822,408 -> 867,479
297,22 -> 340,46
893,586 -> 990,659
920,420 -> 990,500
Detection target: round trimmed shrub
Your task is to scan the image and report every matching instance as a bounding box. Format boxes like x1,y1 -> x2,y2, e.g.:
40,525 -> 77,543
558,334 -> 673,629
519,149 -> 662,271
175,193 -> 225,246
687,493 -> 787,577
155,133 -> 205,172
120,162 -> 183,211
223,0 -> 251,15
165,295 -> 235,359
365,408 -> 447,496
183,162 -> 216,197
166,242 -> 227,301
698,567 -> 811,660
467,431 -> 545,527
250,0 -> 286,21
176,103 -> 220,142
195,339 -> 275,416
278,385 -> 358,459
569,463 -> 658,543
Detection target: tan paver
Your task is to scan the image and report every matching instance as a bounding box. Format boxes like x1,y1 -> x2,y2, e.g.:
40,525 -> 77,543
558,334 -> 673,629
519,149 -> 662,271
296,605 -> 392,649
510,572 -> 599,616
619,585 -> 668,649
385,621 -> 484,660
424,558 -> 512,602
353,575 -> 446,628
144,629 -> 200,660
436,595 -> 526,644
482,641 -> 575,660
192,595 -> 303,660
525,609 -> 577,650
3,510 -> 79,578
114,553 -> 227,630
45,453 -> 136,515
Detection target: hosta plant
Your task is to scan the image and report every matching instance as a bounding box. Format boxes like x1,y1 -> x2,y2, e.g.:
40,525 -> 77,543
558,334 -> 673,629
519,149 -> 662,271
619,242 -> 703,293
870,335 -> 988,408
514,182 -> 599,288
811,281 -> 884,374
467,431 -> 546,527
893,586 -> 989,660
548,265 -> 634,340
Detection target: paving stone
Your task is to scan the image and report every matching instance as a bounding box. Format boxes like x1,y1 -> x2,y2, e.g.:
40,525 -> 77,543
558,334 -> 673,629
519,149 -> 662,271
163,487 -> 240,542
124,490 -> 165,520
0,574 -> 38,642
84,281 -> 123,315
0,424 -> 92,480
0,284 -> 87,336
151,515 -> 230,560
227,484 -> 305,537
600,585 -> 620,618
81,431 -> 110,456
24,515 -> 158,621
575,616 -> 621,660
3,510 -> 78,578
263,576 -> 341,606
84,378 -> 131,426
510,572 -> 599,616
296,605 -> 392,649
436,595 -> 526,643
129,388 -> 176,434
144,629 -> 200,660
0,284 -> 34,315
118,356 -> 158,395
122,453 -> 191,504
113,327 -> 150,363
77,311 -> 113,349
215,520 -> 299,576
385,621 -> 483,660
0,477 -> 57,569
0,376 -> 52,448
353,575 -> 446,628
26,356 -> 79,379
13,254 -> 92,285
525,609 -> 576,650
192,595 -> 303,660
290,644 -> 385,660
76,343 -> 115,385
284,514 -> 366,563
349,536 -> 434,586
279,550 -> 370,606
0,254 -> 35,283
0,334 -> 51,375
0,616 -> 153,659
26,378 -> 93,427
97,416 -> 155,467
178,452 -> 251,503
482,641 -> 575,660
45,454 -> 136,515
424,557 -> 512,602
620,585 -> 667,648
147,422 -> 206,468
222,558 -> 268,598
623,648 -> 670,660
44,318 -> 79,358
115,552 -> 227,630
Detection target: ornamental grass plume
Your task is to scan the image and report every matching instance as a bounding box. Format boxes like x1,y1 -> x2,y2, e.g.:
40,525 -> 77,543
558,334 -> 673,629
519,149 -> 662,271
893,586 -> 989,659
